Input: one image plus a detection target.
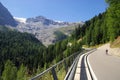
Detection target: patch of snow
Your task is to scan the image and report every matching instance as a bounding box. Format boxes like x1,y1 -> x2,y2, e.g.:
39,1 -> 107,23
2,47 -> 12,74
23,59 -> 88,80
14,17 -> 26,23
54,20 -> 64,23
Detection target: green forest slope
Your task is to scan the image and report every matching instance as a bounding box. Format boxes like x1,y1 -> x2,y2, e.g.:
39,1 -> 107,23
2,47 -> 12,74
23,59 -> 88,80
72,0 -> 120,47
0,26 -> 82,80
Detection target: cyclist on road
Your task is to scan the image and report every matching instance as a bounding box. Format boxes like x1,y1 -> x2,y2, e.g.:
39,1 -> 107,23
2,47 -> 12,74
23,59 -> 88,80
106,49 -> 108,55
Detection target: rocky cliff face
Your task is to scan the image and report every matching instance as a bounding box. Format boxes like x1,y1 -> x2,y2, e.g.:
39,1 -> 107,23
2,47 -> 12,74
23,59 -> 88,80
0,2 -> 17,26
26,16 -> 71,27
15,16 -> 84,46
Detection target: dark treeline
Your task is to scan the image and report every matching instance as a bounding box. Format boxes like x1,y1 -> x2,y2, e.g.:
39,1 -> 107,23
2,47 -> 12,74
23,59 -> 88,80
0,26 -> 45,77
0,26 -> 82,80
72,0 -> 120,46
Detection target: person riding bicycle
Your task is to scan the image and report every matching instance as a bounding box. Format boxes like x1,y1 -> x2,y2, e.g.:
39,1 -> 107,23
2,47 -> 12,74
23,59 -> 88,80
106,49 -> 108,55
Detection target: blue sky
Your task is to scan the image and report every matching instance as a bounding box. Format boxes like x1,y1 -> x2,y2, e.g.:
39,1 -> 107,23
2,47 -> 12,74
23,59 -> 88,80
0,0 -> 107,22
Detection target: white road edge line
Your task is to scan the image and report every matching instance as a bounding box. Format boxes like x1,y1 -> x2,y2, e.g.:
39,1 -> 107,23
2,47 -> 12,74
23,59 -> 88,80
84,54 -> 92,80
87,53 -> 98,80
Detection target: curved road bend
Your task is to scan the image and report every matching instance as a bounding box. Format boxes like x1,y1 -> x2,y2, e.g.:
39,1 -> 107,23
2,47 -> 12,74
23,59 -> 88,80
88,44 -> 120,80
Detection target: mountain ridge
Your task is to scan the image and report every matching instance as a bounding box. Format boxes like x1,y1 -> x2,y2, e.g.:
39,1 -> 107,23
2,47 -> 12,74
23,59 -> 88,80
0,2 -> 84,46
0,2 -> 17,26
15,16 -> 84,46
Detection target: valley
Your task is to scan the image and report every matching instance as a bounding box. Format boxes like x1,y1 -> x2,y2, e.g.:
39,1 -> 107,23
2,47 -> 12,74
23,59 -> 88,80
0,0 -> 120,80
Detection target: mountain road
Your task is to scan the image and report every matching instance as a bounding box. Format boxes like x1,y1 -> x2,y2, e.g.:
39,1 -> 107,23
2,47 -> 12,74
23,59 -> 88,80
88,44 -> 120,80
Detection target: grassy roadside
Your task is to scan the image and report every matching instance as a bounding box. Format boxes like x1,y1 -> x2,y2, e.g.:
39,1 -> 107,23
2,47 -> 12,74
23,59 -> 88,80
82,44 -> 105,48
110,36 -> 120,57
82,36 -> 120,49
110,36 -> 120,48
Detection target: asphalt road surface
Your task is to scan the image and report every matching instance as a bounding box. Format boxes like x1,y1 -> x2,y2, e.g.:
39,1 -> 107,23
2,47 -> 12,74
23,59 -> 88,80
88,44 -> 120,80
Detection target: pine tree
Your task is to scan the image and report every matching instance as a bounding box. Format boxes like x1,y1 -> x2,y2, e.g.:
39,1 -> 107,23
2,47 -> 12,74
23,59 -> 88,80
17,64 -> 27,80
2,60 -> 17,80
106,0 -> 120,41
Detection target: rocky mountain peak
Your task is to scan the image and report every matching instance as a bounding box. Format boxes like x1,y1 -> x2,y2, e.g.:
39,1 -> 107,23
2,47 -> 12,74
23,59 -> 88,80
26,15 -> 71,26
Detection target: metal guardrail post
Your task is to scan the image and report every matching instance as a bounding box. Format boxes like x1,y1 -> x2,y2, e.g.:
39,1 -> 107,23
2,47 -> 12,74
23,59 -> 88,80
51,67 -> 58,80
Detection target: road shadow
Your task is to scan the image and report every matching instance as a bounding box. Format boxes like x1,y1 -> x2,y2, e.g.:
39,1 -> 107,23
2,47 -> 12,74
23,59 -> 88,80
80,55 -> 88,80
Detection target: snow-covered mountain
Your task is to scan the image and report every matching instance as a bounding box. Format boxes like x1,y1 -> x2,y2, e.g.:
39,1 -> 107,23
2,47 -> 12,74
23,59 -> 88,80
15,15 -> 83,31
25,16 -> 74,27
15,16 -> 84,46
0,2 -> 84,46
